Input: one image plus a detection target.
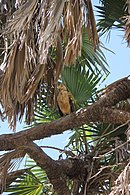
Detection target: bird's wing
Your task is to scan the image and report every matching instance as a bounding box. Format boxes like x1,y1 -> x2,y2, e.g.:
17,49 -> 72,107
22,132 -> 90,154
69,97 -> 75,113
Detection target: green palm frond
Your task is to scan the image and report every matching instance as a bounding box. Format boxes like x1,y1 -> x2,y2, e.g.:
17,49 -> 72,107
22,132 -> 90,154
6,157 -> 53,195
25,157 -> 50,184
7,173 -> 43,195
34,102 -> 59,124
66,121 -> 128,162
81,29 -> 109,74
96,0 -> 126,35
65,123 -> 102,155
88,123 -> 128,142
61,66 -> 102,106
65,126 -> 93,154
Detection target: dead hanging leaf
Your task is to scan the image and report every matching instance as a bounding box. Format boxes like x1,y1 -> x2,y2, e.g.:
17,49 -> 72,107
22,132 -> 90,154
54,34 -> 63,86
39,0 -> 65,65
0,69 -> 4,90
6,0 -> 38,35
85,0 -> 99,48
64,0 -> 82,65
0,0 -> 99,129
64,0 -> 99,65
109,162 -> 130,195
44,56 -> 55,106
124,15 -> 130,46
1,29 -> 39,129
53,34 -> 63,107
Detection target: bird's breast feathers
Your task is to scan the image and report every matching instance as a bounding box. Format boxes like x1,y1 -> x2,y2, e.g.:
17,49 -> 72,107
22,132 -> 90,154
57,91 -> 71,115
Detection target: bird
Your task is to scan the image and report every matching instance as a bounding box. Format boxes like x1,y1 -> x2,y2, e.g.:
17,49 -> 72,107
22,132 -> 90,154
57,83 -> 75,116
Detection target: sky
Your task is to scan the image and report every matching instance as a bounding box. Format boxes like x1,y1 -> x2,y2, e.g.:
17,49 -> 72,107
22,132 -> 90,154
100,29 -> 130,84
93,0 -> 130,85
0,0 -> 130,184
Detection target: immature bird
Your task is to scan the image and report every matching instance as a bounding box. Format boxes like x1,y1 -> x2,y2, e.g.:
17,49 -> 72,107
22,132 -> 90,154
57,84 -> 74,116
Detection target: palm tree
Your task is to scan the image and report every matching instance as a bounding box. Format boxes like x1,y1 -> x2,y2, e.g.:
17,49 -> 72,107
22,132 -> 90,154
0,0 -> 129,194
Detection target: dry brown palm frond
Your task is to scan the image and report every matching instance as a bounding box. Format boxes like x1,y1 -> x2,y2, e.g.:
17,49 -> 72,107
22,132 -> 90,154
0,0 -> 99,129
124,15 -> 130,46
6,0 -> 38,35
114,137 -> 129,163
109,162 -> 130,195
0,149 -> 26,193
39,0 -> 65,64
0,68 -> 4,121
85,0 -> 99,48
64,0 -> 83,65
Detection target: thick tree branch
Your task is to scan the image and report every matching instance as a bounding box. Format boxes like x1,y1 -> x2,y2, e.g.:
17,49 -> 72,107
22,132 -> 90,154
0,107 -> 130,151
96,76 -> 130,107
0,77 -> 130,151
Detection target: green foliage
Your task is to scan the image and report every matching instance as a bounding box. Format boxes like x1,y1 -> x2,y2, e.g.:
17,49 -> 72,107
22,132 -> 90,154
96,0 -> 127,35
34,101 -> 59,124
7,173 -> 43,195
65,121 -> 128,164
62,66 -> 102,106
81,29 -> 109,74
6,157 -> 53,195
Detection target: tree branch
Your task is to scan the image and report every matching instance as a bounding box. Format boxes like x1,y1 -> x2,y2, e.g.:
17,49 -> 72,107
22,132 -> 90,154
0,77 -> 130,151
25,142 -> 71,195
0,107 -> 130,151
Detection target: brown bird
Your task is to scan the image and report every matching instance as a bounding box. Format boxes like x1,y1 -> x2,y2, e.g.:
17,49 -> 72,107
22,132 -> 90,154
57,84 -> 74,116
